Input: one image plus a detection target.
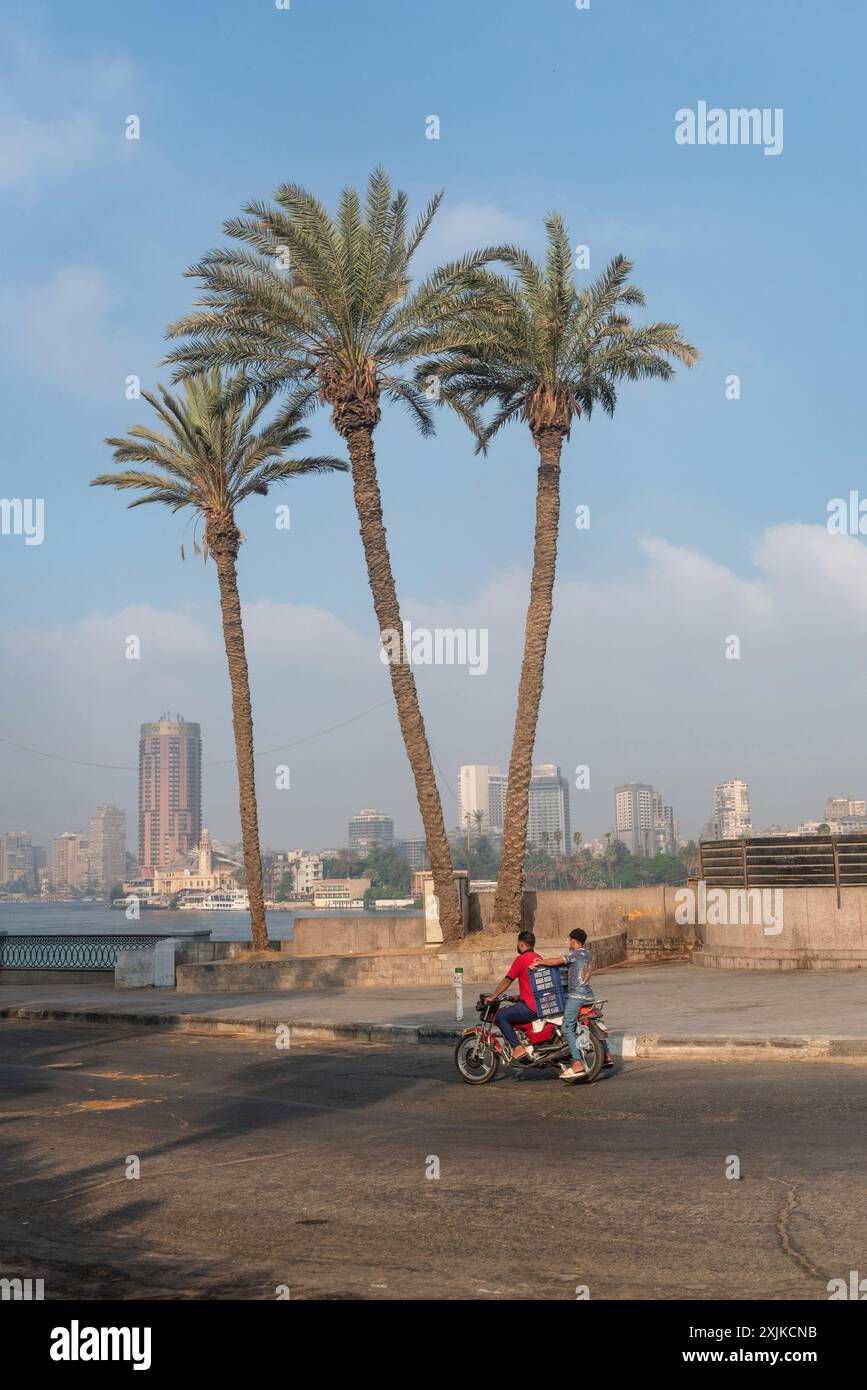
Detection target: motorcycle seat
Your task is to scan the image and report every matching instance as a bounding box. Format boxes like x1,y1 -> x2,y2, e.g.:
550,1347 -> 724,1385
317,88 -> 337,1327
518,1016 -> 561,1031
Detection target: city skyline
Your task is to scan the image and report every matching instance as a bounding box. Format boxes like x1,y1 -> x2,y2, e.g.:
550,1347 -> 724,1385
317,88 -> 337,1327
7,748 -> 867,876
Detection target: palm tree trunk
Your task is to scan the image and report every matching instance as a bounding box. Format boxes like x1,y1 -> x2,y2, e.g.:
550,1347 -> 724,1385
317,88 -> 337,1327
344,425 -> 462,942
208,513 -> 268,952
493,428 -> 563,933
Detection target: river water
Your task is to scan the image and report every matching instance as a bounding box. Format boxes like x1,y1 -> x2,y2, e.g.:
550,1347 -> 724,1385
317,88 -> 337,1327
0,901 -> 419,942
0,901 -> 286,941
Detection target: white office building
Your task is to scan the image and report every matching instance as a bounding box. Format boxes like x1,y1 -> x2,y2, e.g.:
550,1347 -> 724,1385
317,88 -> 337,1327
527,764 -> 571,852
88,804 -> 126,890
458,765 -> 508,834
825,797 -> 866,821
712,779 -> 753,839
348,809 -> 394,851
615,783 -> 656,857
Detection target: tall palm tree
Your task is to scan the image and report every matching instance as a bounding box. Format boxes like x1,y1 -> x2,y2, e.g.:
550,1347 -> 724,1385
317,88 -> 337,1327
91,370 -> 346,950
163,171 -> 499,942
420,216 -> 697,932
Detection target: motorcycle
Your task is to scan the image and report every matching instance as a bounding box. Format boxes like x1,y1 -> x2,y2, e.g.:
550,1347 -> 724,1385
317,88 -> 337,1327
454,992 -> 609,1085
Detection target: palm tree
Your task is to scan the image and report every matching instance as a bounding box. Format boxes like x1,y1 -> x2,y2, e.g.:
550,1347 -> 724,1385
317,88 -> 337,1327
421,216 -> 697,932
472,809 -> 485,842
91,370 -> 346,951
164,170 -> 497,942
603,832 -> 622,890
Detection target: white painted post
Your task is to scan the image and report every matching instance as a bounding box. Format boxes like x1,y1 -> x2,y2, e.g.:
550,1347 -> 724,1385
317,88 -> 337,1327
453,965 -> 464,1021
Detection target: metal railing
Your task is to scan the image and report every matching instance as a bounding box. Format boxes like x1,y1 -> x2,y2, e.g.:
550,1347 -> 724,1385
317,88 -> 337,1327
0,931 -> 210,971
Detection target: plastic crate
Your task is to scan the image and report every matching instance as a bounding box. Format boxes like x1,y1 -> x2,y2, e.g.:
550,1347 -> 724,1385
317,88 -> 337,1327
529,963 -> 567,1018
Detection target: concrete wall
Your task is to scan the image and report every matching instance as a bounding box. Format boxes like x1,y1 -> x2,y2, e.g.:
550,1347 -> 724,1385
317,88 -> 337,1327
473,887 -> 689,960
116,939 -> 247,989
295,891 -> 691,961
176,929 -> 628,994
284,915 -> 425,956
691,885 -> 867,969
0,969 -> 114,986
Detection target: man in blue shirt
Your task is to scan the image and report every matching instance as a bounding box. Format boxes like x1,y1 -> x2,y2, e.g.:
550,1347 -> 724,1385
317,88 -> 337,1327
533,928 -> 612,1080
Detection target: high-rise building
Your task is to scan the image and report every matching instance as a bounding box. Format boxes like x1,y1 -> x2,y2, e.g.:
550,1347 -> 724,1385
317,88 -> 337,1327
51,831 -> 89,891
88,805 -> 126,889
348,809 -> 394,851
615,783 -> 656,856
825,797 -> 866,821
653,792 -> 679,855
458,765 -> 508,834
528,764 -> 571,852
712,779 -> 753,839
138,716 -> 202,873
394,837 -> 429,870
0,831 -> 35,889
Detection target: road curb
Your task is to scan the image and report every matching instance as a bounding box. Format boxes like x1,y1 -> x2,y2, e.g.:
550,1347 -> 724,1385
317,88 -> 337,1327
3,1003 -> 867,1059
619,1032 -> 867,1060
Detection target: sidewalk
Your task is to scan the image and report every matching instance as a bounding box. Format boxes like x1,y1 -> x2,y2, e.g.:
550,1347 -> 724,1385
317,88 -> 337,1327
3,962 -> 867,1060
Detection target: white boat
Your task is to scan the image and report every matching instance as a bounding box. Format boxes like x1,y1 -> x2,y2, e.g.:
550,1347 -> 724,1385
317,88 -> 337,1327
178,891 -> 250,912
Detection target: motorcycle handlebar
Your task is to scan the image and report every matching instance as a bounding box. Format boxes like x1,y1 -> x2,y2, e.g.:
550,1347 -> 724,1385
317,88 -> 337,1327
476,993 -> 518,1011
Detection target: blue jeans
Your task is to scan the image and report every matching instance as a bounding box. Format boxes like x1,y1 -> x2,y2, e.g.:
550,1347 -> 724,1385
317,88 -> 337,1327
563,993 -> 610,1063
496,1000 -> 537,1048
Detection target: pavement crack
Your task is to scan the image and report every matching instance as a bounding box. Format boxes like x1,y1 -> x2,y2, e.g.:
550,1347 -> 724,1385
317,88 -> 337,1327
771,1178 -> 827,1284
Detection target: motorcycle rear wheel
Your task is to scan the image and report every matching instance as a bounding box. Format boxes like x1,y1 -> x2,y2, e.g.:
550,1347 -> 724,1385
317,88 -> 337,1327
454,1034 -> 500,1084
573,1024 -> 606,1083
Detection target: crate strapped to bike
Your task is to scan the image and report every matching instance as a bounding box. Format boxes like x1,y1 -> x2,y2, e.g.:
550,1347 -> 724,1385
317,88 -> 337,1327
529,964 -> 568,1018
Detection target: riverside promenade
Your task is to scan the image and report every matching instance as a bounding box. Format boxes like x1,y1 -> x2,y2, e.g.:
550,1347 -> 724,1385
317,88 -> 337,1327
3,961 -> 867,1060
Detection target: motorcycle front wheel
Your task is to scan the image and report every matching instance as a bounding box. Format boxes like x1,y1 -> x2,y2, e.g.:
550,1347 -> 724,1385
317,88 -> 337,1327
454,1034 -> 500,1084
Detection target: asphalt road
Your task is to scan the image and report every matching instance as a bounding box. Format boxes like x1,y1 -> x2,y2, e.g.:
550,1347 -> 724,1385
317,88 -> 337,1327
1,1019 -> 865,1301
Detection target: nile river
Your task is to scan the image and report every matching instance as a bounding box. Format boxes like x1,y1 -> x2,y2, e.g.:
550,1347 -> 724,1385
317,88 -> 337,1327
0,901 -> 419,941
0,900 -> 288,941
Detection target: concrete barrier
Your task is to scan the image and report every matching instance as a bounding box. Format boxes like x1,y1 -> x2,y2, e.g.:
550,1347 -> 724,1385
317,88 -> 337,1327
174,930 -> 627,994
284,914 -> 425,956
690,885 -> 867,969
115,939 -> 247,989
473,886 -> 690,960
277,892 -> 690,961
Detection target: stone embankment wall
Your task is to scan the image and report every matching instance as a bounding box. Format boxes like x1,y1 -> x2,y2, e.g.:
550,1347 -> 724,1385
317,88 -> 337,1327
690,885 -> 867,969
175,929 -> 627,993
473,886 -> 690,960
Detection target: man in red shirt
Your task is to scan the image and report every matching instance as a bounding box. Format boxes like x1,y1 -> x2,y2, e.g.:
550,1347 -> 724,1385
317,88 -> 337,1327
485,931 -> 542,1062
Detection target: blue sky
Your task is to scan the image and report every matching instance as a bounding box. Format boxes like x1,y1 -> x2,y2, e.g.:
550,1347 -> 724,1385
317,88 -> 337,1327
1,0 -> 865,849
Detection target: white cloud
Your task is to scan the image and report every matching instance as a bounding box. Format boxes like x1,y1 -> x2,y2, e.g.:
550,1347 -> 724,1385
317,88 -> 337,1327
3,524 -> 867,849
1,265 -> 145,398
0,32 -> 136,190
754,522 -> 867,620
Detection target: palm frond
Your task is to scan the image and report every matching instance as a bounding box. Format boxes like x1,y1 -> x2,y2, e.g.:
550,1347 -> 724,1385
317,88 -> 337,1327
94,371 -> 345,537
